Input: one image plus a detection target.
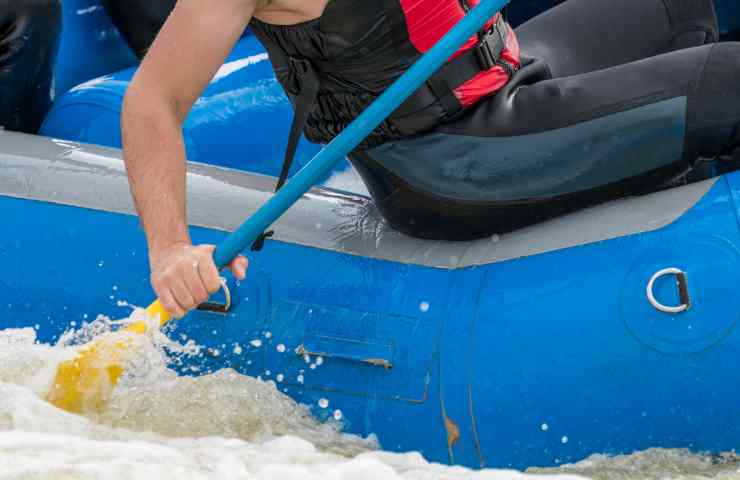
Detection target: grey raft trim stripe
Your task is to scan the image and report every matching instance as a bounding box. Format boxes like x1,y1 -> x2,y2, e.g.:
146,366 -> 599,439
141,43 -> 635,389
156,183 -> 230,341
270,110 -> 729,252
0,131 -> 715,269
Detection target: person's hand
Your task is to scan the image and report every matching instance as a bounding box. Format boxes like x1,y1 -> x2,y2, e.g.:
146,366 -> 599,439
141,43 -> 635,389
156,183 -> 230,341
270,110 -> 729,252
149,242 -> 248,318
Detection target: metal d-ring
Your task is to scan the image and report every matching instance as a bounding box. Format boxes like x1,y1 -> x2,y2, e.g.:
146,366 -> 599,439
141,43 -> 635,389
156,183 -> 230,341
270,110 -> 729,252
196,277 -> 232,314
646,268 -> 691,314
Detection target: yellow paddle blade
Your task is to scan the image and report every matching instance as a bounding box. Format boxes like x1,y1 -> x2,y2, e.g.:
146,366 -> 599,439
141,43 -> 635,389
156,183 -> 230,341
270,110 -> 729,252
45,300 -> 171,414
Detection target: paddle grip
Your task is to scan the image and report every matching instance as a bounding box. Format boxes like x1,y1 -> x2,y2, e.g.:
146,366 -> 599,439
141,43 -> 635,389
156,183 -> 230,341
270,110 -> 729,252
212,0 -> 510,269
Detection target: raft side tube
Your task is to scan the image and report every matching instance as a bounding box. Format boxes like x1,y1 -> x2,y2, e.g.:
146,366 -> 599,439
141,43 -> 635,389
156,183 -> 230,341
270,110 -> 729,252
43,35 -> 325,177
0,131 -> 716,269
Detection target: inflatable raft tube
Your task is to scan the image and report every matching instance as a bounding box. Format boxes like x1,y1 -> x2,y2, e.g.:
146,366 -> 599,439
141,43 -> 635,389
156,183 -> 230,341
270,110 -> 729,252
53,0 -> 138,97
2,130 -> 740,469
43,34 -> 325,178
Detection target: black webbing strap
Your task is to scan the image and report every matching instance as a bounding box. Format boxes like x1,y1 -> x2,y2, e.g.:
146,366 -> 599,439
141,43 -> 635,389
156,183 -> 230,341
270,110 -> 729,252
275,57 -> 321,192
425,14 -> 511,118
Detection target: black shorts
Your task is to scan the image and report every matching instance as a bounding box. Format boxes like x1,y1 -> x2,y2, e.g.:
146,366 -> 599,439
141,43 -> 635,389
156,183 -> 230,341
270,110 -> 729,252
352,0 -> 740,240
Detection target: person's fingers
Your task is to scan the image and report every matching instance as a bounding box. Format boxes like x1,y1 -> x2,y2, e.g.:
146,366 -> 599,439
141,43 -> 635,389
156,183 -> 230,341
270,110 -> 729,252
197,246 -> 222,294
228,255 -> 248,280
182,260 -> 209,305
157,287 -> 185,319
151,272 -> 179,318
170,276 -> 197,313
149,243 -> 248,318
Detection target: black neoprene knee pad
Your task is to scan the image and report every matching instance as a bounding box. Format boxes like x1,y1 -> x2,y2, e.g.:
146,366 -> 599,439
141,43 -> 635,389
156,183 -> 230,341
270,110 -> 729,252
663,0 -> 719,49
686,42 -> 740,160
101,0 -> 177,59
0,0 -> 61,133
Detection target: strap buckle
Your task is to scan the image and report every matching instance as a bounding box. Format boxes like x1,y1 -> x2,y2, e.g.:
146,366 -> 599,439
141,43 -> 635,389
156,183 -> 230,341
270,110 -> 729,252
474,17 -> 507,71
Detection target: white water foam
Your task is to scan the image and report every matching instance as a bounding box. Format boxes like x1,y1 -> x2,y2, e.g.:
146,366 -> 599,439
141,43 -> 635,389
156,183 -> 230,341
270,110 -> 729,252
0,319 -> 738,479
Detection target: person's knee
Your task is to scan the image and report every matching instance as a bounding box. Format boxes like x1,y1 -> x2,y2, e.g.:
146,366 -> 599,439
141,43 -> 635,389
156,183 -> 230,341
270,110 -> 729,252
686,42 -> 740,158
664,0 -> 719,48
0,0 -> 61,133
0,0 -> 61,22
0,0 -> 61,59
101,0 -> 177,58
703,42 -> 740,85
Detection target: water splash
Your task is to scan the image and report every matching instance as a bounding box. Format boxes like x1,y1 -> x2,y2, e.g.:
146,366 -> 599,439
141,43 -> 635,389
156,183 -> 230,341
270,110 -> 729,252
0,320 -> 737,479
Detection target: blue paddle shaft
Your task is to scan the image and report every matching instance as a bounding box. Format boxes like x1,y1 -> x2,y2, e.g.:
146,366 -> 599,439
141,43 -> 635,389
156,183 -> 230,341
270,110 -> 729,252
213,0 -> 510,268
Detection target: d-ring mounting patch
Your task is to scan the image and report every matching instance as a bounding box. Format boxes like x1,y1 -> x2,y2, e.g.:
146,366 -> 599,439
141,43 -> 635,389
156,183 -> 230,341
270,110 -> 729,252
620,236 -> 740,354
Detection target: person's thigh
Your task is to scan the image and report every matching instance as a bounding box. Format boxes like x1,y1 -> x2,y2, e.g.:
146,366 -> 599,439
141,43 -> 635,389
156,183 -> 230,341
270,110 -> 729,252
442,42 -> 740,162
352,43 -> 740,239
0,0 -> 61,133
515,0 -> 718,77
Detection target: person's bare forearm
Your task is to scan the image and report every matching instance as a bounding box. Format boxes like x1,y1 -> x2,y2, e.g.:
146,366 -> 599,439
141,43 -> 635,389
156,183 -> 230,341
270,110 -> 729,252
118,0 -> 256,317
122,84 -> 190,256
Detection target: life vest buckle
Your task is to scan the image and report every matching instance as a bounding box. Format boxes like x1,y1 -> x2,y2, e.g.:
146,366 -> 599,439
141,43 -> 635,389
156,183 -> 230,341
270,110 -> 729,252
474,16 -> 507,71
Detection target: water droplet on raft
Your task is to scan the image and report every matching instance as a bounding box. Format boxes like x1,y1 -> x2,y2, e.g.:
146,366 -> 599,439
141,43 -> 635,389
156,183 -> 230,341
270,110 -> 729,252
318,398 -> 329,409
315,356 -> 323,366
310,364 -> 317,370
112,285 -> 118,291
419,302 -> 430,313
541,423 -> 549,431
276,374 -> 284,382
333,410 -> 343,420
250,339 -> 262,348
276,344 -> 286,353
561,436 -> 569,444
264,331 -> 272,339
265,370 -> 271,376
98,261 -> 104,267
233,344 -> 243,355
303,354 -> 311,364
297,374 -> 304,384
70,321 -> 76,327
83,314 -> 88,319
491,234 -> 500,243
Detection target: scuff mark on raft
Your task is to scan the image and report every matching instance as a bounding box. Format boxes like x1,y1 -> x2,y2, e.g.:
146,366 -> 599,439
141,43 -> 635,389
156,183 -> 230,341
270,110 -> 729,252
444,415 -> 461,447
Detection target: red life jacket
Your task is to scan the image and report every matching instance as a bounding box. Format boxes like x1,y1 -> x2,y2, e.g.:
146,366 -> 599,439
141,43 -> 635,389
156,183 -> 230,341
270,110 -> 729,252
250,0 -> 520,187
400,0 -> 520,108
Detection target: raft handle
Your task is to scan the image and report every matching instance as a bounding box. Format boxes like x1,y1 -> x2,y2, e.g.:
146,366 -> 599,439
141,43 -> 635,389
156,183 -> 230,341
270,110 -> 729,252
646,268 -> 691,314
295,336 -> 394,371
196,278 -> 232,314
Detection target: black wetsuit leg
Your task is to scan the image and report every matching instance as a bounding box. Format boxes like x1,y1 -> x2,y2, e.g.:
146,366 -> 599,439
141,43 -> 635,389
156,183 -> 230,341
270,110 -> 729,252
0,0 -> 61,134
352,0 -> 740,241
100,0 -> 176,59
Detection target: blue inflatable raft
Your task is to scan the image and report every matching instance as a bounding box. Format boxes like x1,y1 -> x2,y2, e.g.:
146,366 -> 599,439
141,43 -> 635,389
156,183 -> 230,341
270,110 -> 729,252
2,129 -> 740,469
4,0 -> 740,471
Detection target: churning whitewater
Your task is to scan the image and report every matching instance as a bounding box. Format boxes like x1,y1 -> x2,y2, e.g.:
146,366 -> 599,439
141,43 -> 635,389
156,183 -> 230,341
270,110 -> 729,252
0,315 -> 739,480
